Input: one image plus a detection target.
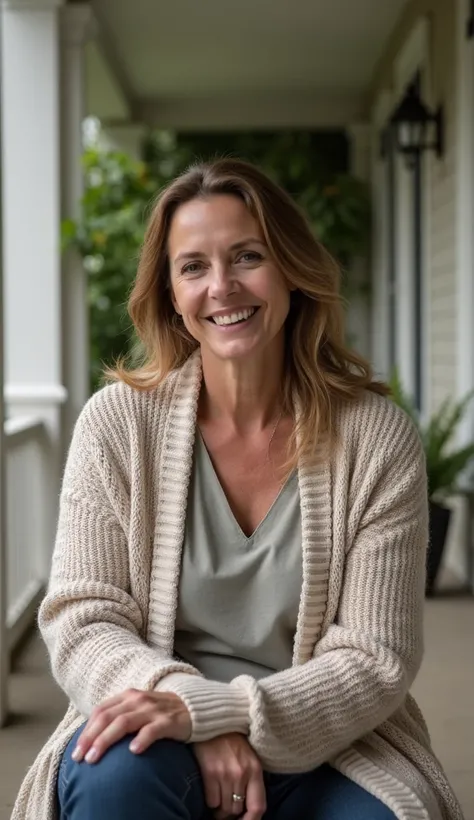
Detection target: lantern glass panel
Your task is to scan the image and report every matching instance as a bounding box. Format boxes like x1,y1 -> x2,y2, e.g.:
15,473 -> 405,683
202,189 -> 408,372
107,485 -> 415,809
397,120 -> 426,152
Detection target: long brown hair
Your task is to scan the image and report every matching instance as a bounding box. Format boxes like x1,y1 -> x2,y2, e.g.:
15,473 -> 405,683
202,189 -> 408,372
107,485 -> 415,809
109,158 -> 388,463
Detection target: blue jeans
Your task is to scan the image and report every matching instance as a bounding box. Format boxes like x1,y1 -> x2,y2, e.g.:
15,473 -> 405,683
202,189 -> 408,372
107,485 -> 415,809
58,725 -> 396,819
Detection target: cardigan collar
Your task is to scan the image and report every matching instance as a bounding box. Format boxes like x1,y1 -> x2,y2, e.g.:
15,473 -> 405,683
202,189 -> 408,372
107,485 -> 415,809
147,351 -> 332,666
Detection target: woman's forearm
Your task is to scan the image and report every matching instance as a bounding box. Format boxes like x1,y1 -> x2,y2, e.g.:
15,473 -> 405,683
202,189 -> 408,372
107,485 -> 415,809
232,631 -> 414,772
40,587 -> 203,717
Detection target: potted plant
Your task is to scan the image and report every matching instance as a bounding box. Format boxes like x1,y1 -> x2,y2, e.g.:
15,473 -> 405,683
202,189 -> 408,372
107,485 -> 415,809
389,370 -> 474,595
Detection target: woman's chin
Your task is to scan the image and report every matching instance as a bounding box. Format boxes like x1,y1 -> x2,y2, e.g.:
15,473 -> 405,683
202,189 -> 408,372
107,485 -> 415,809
201,337 -> 262,362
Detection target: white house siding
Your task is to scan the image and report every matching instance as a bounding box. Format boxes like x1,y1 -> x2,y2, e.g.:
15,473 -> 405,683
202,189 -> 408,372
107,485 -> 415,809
369,0 -> 474,583
369,0 -> 458,415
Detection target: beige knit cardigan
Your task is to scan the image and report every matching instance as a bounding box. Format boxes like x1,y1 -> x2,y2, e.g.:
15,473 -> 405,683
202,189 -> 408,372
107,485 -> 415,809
12,352 -> 464,820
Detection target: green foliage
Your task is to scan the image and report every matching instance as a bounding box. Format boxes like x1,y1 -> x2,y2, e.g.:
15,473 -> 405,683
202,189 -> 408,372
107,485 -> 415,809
66,129 -> 372,391
64,149 -> 160,388
298,176 -> 371,264
389,369 -> 474,498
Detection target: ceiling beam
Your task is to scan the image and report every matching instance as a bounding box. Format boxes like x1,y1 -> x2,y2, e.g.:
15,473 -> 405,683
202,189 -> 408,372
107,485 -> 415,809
121,92 -> 366,132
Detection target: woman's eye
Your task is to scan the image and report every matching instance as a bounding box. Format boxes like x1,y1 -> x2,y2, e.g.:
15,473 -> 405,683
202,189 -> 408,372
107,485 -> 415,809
237,251 -> 262,263
182,262 -> 202,274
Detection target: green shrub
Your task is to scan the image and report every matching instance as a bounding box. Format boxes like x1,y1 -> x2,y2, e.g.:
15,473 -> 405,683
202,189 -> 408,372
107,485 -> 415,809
390,369 -> 474,498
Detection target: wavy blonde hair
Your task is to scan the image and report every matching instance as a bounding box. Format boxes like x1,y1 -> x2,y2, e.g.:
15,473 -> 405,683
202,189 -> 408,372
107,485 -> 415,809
110,158 -> 388,463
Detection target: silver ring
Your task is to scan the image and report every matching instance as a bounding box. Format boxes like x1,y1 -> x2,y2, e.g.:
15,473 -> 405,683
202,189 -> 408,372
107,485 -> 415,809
232,793 -> 245,803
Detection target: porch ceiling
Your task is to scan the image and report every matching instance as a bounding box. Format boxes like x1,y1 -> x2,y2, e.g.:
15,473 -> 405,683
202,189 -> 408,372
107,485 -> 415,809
89,0 -> 408,129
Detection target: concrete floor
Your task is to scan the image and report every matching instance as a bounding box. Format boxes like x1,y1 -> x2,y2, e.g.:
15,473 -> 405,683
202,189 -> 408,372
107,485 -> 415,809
0,598 -> 473,819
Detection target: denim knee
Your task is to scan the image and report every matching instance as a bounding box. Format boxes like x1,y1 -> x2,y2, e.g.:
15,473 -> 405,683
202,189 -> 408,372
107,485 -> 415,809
57,725 -> 204,820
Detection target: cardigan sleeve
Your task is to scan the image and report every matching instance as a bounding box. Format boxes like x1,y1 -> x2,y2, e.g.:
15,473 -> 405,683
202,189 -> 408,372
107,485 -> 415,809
162,415 -> 428,772
38,406 -> 204,719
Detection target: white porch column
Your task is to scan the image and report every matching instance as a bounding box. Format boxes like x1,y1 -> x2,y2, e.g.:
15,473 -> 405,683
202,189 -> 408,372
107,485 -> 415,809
60,4 -> 93,448
0,281 -> 7,726
346,122 -> 371,359
1,0 -> 66,577
0,6 -> 8,723
369,92 -> 394,380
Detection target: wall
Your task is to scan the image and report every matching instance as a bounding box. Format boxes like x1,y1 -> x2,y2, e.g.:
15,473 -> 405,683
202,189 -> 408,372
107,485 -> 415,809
369,0 -> 458,414
369,0 -> 472,582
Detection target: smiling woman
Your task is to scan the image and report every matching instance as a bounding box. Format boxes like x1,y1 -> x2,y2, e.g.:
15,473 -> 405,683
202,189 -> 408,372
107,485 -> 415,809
12,159 -> 464,820
111,159 -> 386,470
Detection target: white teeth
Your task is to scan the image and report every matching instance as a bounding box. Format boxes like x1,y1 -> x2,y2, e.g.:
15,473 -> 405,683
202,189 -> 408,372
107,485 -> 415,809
212,308 -> 256,326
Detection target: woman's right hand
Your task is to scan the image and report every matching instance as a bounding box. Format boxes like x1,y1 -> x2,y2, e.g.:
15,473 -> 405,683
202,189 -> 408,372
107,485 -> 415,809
193,733 -> 266,820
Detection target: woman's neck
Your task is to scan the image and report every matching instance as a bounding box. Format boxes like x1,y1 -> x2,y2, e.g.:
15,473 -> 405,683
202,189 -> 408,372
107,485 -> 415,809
199,350 -> 284,434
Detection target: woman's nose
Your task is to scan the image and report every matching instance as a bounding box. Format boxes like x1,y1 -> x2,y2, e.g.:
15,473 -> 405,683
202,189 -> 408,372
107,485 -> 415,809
207,263 -> 236,299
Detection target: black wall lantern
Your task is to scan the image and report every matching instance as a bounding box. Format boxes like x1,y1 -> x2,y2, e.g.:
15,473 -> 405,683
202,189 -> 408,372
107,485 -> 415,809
388,83 -> 444,166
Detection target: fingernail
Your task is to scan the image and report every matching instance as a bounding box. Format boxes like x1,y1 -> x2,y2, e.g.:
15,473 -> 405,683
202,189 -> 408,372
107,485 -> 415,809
85,747 -> 98,763
129,740 -> 140,753
71,746 -> 82,762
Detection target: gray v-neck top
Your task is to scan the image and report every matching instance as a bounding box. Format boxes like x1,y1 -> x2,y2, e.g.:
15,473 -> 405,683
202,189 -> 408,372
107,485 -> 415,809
173,431 -> 303,683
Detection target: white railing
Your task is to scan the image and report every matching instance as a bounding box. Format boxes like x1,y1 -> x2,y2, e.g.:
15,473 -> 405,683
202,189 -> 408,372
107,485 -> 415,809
4,416 -> 49,651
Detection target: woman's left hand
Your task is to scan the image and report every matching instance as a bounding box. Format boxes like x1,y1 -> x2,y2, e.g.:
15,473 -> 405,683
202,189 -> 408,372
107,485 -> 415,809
194,733 -> 266,820
71,689 -> 192,763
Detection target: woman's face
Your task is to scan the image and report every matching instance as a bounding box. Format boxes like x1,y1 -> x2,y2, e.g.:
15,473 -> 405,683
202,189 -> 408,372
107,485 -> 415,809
168,194 -> 291,363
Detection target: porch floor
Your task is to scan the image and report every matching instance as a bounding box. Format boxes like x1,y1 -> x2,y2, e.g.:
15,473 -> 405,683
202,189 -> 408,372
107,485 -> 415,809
0,598 -> 473,819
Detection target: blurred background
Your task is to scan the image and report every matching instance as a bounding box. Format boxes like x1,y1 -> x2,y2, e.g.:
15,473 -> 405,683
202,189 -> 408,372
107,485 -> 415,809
0,0 -> 473,816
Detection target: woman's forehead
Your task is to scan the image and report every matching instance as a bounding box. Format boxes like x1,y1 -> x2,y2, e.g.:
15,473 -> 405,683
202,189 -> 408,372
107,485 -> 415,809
168,196 -> 263,254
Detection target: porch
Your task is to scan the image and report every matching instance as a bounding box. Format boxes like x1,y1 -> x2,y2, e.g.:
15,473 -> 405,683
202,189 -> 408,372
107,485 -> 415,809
1,0 -> 474,816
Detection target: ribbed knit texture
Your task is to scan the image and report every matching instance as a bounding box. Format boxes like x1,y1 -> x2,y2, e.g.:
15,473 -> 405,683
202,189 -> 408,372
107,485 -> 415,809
11,351 -> 464,820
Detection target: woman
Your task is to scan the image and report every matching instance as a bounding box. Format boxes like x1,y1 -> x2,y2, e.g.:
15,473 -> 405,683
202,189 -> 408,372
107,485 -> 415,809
13,159 -> 463,820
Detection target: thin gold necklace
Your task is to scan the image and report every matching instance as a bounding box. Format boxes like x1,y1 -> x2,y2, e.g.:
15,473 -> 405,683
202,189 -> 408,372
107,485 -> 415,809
267,409 -> 283,461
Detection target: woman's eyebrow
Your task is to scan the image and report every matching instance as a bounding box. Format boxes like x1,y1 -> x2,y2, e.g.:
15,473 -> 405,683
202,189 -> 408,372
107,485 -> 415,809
173,250 -> 205,264
173,238 -> 266,265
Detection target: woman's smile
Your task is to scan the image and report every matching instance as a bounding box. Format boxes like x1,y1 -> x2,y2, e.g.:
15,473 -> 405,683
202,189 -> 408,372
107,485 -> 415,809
205,306 -> 260,328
